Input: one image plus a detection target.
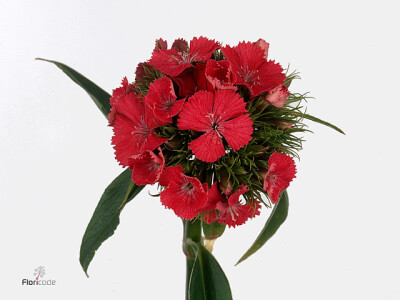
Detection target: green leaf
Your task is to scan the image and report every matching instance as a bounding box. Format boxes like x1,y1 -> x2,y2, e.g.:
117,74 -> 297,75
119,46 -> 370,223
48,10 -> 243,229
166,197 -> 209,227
36,58 -> 112,119
236,190 -> 289,265
79,169 -> 144,276
187,240 -> 233,300
295,112 -> 345,135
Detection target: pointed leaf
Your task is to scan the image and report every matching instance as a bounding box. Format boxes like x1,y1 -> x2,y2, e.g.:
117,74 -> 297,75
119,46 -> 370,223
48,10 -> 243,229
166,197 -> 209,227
295,112 -> 345,135
79,169 -> 145,276
187,240 -> 233,300
236,190 -> 289,265
36,58 -> 112,119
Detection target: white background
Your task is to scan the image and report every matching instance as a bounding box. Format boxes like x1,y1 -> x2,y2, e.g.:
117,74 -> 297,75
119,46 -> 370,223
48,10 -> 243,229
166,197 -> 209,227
1,0 -> 399,299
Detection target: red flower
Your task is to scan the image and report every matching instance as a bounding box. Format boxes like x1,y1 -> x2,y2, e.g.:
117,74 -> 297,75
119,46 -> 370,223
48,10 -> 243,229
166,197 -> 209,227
178,90 -> 253,162
149,36 -> 220,77
263,152 -> 297,204
145,77 -> 185,123
202,183 -> 261,227
128,148 -> 165,186
160,168 -> 208,220
111,93 -> 168,167
205,60 -> 237,90
265,84 -> 290,108
153,38 -> 168,52
109,77 -> 134,125
255,38 -> 269,59
222,42 -> 285,98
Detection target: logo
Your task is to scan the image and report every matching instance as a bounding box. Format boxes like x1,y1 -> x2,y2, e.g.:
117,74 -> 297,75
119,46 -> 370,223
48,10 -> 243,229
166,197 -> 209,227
22,266 -> 56,286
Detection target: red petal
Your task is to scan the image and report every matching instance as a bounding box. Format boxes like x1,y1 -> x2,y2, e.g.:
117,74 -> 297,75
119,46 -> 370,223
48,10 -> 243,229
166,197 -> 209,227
178,90 -> 214,132
205,60 -> 237,90
172,69 -> 197,97
129,148 -> 165,186
189,130 -> 226,162
212,89 -> 247,122
159,165 -> 184,187
189,37 -> 220,62
220,113 -> 253,151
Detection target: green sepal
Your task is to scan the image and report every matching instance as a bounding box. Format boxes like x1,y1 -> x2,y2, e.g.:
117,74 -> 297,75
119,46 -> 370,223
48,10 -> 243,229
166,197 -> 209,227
36,58 -> 112,119
79,169 -> 145,276
236,190 -> 289,265
202,221 -> 226,240
186,240 -> 233,300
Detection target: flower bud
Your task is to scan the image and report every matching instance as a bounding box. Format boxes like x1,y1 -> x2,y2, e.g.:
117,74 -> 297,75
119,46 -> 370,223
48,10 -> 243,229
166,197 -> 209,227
165,138 -> 181,150
219,170 -> 233,196
265,85 -> 289,108
232,165 -> 247,175
270,120 -> 292,130
251,145 -> 270,157
203,221 -> 226,240
203,221 -> 226,252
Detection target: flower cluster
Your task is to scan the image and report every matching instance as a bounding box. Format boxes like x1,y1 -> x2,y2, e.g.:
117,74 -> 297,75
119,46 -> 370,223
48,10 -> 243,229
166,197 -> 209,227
110,37 -> 301,227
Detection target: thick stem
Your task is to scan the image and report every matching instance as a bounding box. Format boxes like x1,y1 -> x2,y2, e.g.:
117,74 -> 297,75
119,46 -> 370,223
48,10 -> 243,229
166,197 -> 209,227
183,219 -> 202,300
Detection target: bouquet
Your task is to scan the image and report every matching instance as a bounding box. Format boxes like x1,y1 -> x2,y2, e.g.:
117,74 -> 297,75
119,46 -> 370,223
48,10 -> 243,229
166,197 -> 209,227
38,36 -> 343,299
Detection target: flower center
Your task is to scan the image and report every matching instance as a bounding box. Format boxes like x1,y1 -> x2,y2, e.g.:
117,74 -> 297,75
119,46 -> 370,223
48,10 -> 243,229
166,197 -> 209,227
182,181 -> 194,193
241,66 -> 259,83
131,117 -> 150,144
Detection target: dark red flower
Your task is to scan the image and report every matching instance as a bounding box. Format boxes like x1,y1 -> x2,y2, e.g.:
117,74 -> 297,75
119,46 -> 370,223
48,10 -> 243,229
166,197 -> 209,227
172,63 -> 215,97
145,77 -> 185,123
111,93 -> 168,167
178,90 -> 253,162
160,169 -> 208,220
205,60 -> 237,90
202,183 -> 261,227
153,38 -> 168,52
149,36 -> 220,77
264,84 -> 290,108
263,152 -> 297,204
109,77 -> 134,125
171,38 -> 188,52
172,69 -> 197,97
222,42 -> 285,98
128,148 -> 165,186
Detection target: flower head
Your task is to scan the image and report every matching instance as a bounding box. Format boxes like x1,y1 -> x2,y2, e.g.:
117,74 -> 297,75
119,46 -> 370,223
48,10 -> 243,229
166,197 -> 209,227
128,148 -> 165,186
149,36 -> 220,77
222,42 -> 285,98
111,93 -> 168,167
263,152 -> 297,204
160,166 -> 208,220
145,77 -> 185,123
178,90 -> 253,162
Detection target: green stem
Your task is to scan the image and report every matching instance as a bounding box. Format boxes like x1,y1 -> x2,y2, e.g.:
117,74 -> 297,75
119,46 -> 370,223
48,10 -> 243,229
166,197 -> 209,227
183,219 -> 202,300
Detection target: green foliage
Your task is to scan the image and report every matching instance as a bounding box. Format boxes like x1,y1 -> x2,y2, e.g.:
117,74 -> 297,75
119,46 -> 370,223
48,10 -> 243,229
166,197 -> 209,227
186,240 -> 233,300
36,58 -> 112,119
80,169 -> 144,276
236,190 -> 289,265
